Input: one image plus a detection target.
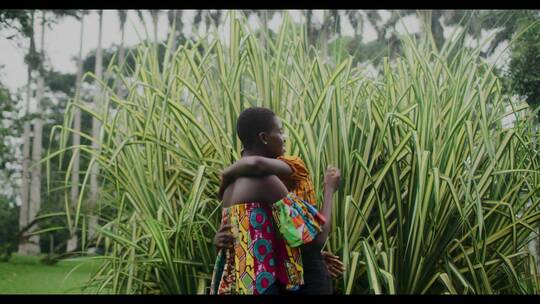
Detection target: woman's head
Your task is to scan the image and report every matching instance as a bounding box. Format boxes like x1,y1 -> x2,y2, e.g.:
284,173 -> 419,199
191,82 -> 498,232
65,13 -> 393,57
236,107 -> 286,158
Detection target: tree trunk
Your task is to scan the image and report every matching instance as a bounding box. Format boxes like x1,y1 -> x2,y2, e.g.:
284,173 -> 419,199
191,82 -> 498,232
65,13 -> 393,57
321,10 -> 329,61
261,10 -> 269,50
168,10 -> 177,53
334,10 -> 341,36
89,9 -> 103,246
18,10 -> 36,255
154,18 -> 158,45
18,50 -> 33,255
358,17 -> 364,43
419,10 -> 444,51
305,10 -> 313,46
67,14 -> 85,253
204,11 -> 211,33
119,15 -> 126,67
28,12 -> 47,255
352,14 -> 358,41
117,17 -> 126,99
431,11 -> 444,51
151,11 -> 159,48
168,10 -> 183,53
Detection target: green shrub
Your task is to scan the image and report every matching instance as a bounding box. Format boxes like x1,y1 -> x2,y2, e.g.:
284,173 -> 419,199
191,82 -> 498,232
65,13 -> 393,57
49,12 -> 540,294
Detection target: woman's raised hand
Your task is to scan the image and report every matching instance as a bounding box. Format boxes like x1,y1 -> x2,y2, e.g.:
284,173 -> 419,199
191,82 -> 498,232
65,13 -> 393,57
324,166 -> 341,193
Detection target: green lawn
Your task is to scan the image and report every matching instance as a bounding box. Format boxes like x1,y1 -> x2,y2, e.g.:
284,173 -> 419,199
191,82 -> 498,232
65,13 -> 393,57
0,254 -> 103,294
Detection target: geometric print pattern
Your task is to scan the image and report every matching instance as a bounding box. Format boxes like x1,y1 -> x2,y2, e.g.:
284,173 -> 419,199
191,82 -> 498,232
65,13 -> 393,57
211,203 -> 288,295
275,156 -> 325,290
211,156 -> 324,295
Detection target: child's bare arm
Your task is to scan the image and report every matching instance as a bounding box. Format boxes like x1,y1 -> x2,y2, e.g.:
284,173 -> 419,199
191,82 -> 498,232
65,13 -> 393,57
222,156 -> 293,179
218,157 -> 293,200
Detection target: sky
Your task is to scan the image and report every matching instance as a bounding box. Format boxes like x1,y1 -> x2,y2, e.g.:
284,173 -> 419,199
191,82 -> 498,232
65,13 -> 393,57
0,10 -> 509,94
0,10 -> 399,92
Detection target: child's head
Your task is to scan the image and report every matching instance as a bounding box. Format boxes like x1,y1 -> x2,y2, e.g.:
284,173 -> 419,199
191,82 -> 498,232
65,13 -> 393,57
236,107 -> 286,158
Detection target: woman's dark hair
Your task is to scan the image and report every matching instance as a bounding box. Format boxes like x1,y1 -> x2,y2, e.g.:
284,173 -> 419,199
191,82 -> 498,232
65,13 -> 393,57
236,107 -> 276,149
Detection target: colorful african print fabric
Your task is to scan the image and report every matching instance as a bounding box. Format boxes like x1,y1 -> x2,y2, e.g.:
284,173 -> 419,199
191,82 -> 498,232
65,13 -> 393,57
275,156 -> 324,290
277,156 -> 317,207
210,193 -> 325,295
210,202 -> 288,295
271,193 -> 325,247
271,192 -> 326,290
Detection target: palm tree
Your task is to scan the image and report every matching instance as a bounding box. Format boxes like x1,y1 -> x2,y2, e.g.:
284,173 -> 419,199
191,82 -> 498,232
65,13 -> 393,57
346,10 -> 363,41
28,10 -> 48,255
149,10 -> 161,46
89,9 -> 103,245
208,10 -> 222,31
193,10 -> 222,37
118,10 -> 127,66
134,10 -> 161,48
379,10 -> 412,58
476,10 -> 538,56
382,10 -> 469,56
244,10 -> 276,50
304,10 -> 315,46
417,10 -> 447,50
17,10 -> 35,256
333,10 -> 342,36
66,10 -> 86,253
193,10 -> 203,36
260,10 -> 270,49
167,9 -> 183,52
320,10 -> 332,59
314,10 -> 344,60
116,10 -> 127,98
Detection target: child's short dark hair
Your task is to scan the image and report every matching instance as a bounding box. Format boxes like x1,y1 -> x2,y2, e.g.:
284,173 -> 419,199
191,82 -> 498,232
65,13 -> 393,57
236,107 -> 276,149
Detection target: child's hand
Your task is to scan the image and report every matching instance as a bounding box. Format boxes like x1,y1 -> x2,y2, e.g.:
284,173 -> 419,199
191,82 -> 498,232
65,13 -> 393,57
213,224 -> 234,249
322,251 -> 345,278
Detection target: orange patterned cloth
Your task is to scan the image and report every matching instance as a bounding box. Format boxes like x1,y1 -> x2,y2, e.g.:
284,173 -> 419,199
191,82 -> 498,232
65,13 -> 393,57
276,156 -> 321,290
210,155 -> 322,294
209,193 -> 324,295
277,156 -> 317,207
210,203 -> 288,295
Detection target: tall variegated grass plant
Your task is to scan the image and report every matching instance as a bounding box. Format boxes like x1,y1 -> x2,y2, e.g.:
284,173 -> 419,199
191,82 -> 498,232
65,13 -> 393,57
49,11 -> 540,294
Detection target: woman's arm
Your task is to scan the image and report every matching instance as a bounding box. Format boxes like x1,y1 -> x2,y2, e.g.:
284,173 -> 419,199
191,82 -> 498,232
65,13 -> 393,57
312,166 -> 341,246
